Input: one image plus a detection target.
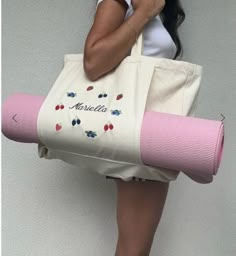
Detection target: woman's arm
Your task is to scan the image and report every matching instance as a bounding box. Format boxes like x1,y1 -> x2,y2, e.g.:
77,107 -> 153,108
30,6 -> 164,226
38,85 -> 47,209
83,0 -> 165,81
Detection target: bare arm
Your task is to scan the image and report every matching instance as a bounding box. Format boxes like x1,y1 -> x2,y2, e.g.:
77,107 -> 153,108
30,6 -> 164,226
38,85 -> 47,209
83,0 -> 165,81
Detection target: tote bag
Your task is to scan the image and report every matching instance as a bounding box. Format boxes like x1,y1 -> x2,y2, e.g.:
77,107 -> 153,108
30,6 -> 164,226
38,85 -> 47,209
37,34 -> 203,182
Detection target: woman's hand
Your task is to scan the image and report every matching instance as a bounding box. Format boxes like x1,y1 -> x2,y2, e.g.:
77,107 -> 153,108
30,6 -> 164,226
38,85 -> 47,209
131,0 -> 165,20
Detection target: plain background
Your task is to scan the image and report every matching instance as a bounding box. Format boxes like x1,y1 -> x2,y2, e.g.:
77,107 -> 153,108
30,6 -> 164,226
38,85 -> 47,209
2,0 -> 236,255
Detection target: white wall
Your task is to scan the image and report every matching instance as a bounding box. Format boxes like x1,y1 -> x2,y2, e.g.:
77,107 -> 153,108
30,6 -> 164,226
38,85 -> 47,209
2,0 -> 236,255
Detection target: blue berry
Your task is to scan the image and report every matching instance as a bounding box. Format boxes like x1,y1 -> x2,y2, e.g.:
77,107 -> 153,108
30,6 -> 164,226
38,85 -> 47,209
67,92 -> 76,97
111,110 -> 121,116
72,119 -> 76,126
85,130 -> 97,138
91,132 -> 97,138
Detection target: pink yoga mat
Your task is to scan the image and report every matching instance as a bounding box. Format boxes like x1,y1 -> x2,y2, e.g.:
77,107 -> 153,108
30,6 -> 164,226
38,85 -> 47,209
1,93 -> 45,143
141,111 -> 224,183
1,94 -> 224,183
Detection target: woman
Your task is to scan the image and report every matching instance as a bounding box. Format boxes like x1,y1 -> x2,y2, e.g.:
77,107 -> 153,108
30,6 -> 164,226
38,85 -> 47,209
83,0 -> 185,255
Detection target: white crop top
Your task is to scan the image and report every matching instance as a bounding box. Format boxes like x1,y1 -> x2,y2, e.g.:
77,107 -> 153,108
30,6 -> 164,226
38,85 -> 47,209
96,0 -> 177,59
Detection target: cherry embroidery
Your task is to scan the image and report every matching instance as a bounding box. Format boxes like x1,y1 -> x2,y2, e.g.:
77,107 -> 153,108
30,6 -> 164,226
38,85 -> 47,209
104,122 -> 114,132
55,104 -> 64,110
104,124 -> 109,131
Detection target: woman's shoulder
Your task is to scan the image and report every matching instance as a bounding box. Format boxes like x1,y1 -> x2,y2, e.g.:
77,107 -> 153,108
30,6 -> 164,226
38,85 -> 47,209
96,1 -> 161,21
97,0 -> 131,6
96,0 -> 132,18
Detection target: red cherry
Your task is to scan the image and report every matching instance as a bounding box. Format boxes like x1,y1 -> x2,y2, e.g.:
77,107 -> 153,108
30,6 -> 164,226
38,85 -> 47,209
104,124 -> 109,131
116,94 -> 123,100
60,104 -> 64,109
56,123 -> 62,131
109,124 -> 114,130
55,105 -> 60,110
87,86 -> 94,91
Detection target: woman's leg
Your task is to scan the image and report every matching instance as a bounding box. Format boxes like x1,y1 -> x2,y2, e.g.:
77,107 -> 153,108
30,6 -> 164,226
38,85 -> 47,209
114,179 -> 169,256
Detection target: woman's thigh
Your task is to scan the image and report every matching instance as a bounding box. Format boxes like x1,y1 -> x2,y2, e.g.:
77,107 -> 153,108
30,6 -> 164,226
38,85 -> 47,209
114,179 -> 170,254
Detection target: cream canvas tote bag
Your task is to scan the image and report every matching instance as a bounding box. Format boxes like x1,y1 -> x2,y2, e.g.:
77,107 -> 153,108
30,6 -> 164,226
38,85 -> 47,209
37,34 -> 203,182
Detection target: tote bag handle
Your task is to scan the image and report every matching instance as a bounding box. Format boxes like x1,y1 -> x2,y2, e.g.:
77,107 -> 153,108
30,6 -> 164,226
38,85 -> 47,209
130,33 -> 143,56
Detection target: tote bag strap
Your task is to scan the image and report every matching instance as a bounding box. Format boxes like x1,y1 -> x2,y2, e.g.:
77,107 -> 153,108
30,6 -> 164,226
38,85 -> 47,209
130,33 -> 143,56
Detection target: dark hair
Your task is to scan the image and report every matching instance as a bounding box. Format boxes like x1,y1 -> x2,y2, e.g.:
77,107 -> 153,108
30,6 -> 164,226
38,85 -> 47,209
160,0 -> 185,59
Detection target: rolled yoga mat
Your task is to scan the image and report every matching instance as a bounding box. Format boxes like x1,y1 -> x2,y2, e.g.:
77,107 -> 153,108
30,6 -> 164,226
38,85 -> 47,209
1,93 -> 45,143
141,111 -> 224,183
1,93 -> 224,183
